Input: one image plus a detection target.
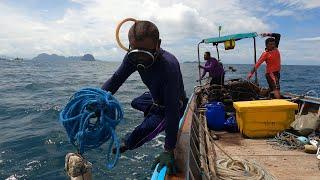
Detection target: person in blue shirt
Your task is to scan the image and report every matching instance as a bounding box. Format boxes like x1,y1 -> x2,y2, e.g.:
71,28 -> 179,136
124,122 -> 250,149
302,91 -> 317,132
102,20 -> 187,175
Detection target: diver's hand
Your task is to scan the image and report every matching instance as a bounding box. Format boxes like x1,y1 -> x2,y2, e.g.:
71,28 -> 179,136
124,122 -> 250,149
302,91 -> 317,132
260,32 -> 271,37
112,139 -> 128,154
151,150 -> 177,175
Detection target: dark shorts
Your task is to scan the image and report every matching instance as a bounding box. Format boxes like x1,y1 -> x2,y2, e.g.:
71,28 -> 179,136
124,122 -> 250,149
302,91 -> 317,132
210,75 -> 224,85
125,92 -> 187,150
266,71 -> 280,90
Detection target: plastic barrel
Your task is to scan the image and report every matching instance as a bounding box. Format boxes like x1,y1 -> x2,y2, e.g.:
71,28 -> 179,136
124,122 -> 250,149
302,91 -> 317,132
205,102 -> 225,130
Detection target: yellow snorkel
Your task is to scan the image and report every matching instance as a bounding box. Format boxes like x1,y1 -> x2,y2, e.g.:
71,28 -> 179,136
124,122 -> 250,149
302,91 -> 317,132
115,18 -> 137,51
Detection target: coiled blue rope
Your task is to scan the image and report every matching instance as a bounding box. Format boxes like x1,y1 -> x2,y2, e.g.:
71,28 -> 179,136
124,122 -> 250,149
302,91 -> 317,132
59,87 -> 123,169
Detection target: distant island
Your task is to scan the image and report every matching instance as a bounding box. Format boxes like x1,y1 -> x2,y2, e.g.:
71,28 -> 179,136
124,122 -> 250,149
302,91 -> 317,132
81,54 -> 95,61
32,53 -> 96,61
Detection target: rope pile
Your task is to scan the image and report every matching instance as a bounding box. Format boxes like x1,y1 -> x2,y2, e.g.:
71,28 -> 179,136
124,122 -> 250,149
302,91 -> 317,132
267,131 -> 305,150
191,108 -> 275,180
59,88 -> 123,168
216,158 -> 275,180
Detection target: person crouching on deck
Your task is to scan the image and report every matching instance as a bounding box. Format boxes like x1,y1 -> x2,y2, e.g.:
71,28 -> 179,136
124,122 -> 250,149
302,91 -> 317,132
199,51 -> 225,85
101,20 -> 187,175
247,33 -> 282,99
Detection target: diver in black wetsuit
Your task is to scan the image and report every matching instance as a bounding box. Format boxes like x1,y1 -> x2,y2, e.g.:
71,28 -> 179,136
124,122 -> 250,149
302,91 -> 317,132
102,20 -> 187,175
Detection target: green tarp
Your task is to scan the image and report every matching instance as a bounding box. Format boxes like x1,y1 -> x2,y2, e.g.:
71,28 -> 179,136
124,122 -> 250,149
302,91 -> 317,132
203,32 -> 258,44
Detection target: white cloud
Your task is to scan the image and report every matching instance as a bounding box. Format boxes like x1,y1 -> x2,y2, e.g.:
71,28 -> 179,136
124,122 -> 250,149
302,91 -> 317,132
0,0 -> 319,65
266,9 -> 295,16
269,37 -> 320,65
277,0 -> 320,9
0,0 -> 269,61
297,36 -> 320,41
260,0 -> 320,18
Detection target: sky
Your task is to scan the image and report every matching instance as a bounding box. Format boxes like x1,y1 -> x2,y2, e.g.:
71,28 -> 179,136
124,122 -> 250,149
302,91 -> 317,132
0,0 -> 319,65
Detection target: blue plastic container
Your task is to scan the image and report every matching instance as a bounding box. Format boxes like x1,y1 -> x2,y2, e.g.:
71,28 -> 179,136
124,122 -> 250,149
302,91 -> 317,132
205,102 -> 225,130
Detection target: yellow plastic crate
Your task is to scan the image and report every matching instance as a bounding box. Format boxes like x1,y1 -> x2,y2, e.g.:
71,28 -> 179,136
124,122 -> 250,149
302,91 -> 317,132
233,100 -> 298,138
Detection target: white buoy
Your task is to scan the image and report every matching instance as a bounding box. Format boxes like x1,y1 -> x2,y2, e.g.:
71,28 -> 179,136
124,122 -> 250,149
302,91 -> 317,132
317,146 -> 320,160
65,153 -> 92,180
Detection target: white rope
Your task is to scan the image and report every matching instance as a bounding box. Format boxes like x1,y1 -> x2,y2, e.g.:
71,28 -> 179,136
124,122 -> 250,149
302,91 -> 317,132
216,158 -> 276,180
190,107 -> 275,180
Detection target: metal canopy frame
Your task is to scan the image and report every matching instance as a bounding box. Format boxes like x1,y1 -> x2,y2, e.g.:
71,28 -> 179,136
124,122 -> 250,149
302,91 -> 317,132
197,32 -> 259,85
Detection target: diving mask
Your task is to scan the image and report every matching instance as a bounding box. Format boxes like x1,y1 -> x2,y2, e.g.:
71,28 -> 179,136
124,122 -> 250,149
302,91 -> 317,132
115,18 -> 159,70
127,48 -> 157,70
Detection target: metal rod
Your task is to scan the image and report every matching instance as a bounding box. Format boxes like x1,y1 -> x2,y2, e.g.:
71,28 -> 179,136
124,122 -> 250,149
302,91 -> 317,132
215,44 -> 220,61
197,42 -> 202,85
253,37 -> 258,84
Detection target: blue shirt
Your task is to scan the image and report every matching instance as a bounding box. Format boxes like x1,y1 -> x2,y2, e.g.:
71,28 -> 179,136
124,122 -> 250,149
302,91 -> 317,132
102,49 -> 186,150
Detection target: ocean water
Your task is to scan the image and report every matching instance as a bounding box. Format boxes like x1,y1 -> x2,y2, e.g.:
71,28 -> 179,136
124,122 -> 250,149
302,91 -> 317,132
0,59 -> 319,180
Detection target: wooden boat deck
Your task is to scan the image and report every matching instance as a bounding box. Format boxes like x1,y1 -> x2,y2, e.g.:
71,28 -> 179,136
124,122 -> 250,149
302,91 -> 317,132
214,132 -> 320,180
163,91 -> 320,180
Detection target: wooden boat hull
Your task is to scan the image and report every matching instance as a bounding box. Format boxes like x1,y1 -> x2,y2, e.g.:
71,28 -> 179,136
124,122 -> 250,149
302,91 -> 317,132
152,88 -> 320,180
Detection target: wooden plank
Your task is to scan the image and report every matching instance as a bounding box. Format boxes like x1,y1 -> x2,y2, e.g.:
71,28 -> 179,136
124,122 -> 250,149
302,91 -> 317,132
172,88 -> 320,180
189,145 -> 202,180
214,132 -> 320,180
170,96 -> 195,180
199,111 -> 210,180
201,113 -> 217,179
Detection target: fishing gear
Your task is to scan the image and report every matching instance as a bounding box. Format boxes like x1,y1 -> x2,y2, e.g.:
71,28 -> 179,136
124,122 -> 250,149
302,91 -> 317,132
59,87 -> 124,179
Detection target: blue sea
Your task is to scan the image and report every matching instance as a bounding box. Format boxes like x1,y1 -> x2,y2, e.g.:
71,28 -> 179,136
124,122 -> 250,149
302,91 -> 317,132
0,59 -> 319,179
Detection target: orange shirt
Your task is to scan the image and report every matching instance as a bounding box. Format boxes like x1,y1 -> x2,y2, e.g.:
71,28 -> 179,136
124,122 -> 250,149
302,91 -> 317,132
255,48 -> 281,73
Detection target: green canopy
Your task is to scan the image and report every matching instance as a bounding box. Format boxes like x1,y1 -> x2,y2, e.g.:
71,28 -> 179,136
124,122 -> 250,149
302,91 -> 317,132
203,32 -> 258,44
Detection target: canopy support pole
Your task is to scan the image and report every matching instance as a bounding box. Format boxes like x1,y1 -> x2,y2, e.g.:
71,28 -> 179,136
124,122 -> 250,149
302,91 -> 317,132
197,41 -> 202,85
215,43 -> 220,61
253,37 -> 258,85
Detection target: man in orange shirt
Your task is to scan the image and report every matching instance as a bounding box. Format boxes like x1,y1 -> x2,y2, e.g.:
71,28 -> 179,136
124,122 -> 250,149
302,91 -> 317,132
248,33 -> 281,99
